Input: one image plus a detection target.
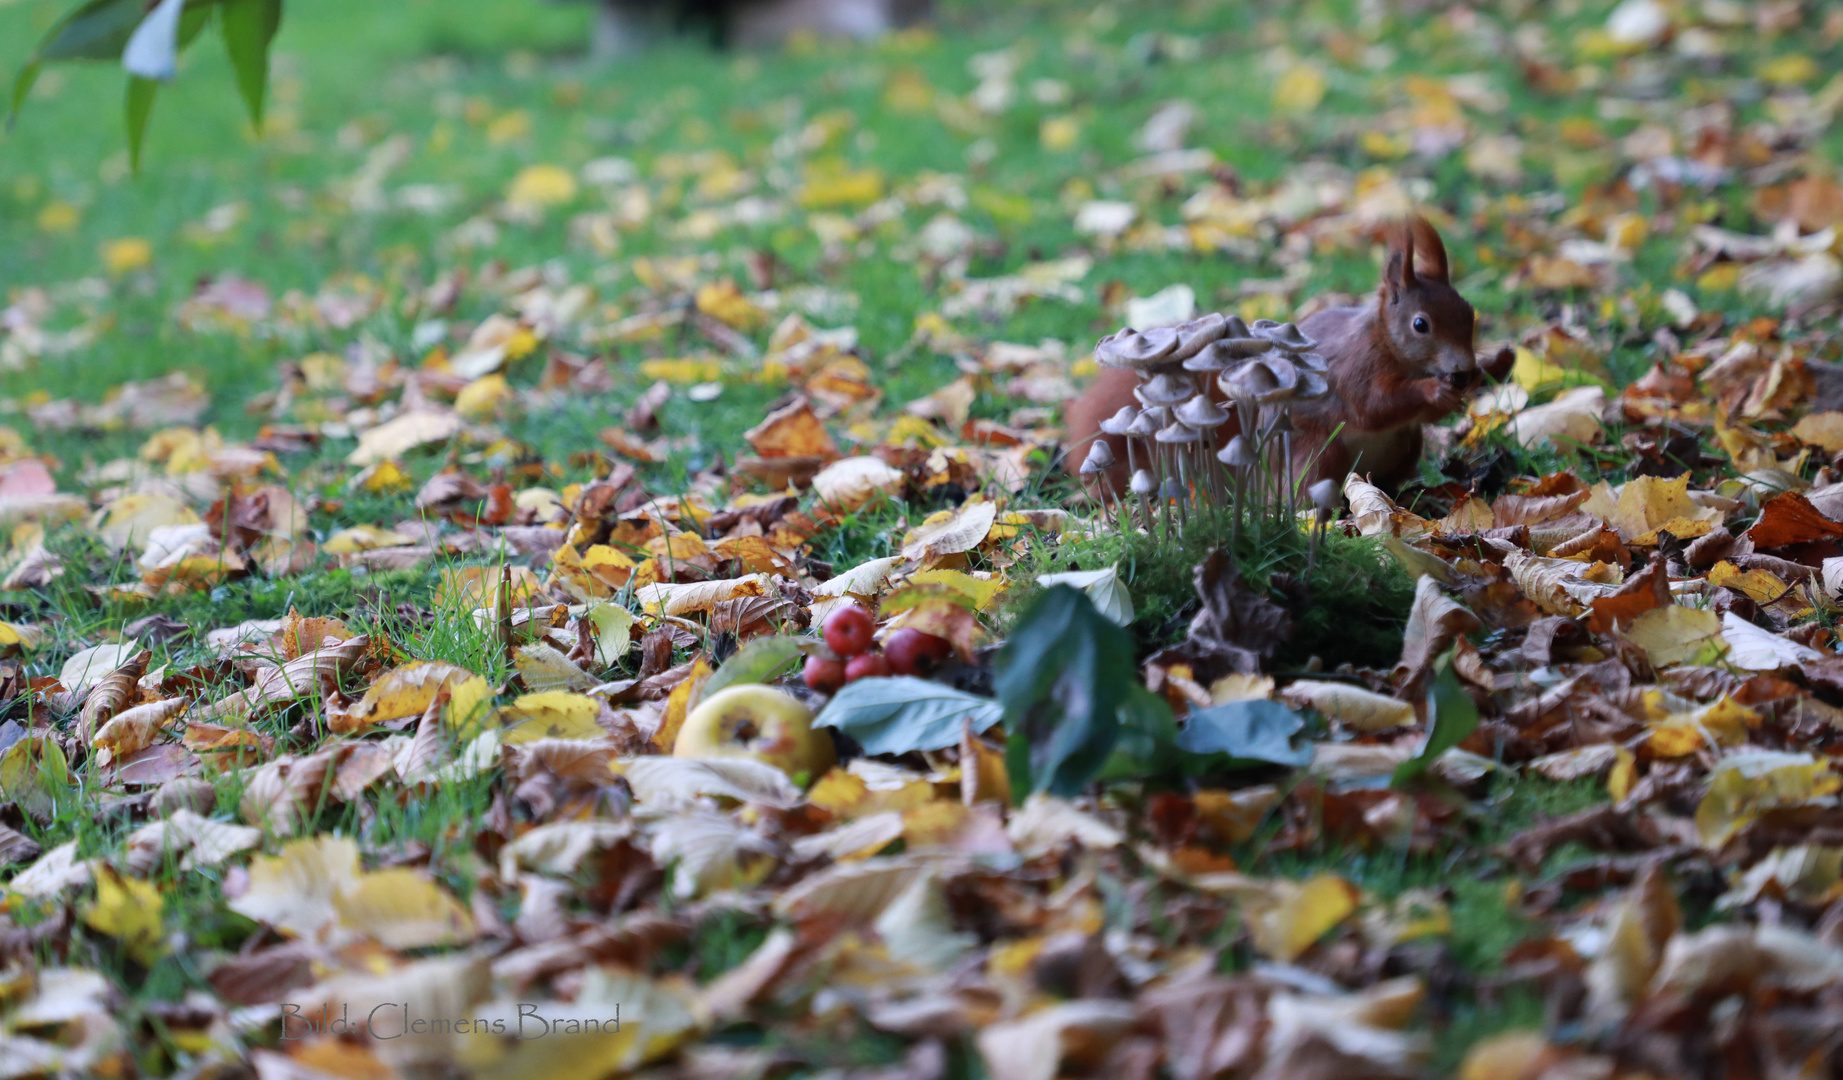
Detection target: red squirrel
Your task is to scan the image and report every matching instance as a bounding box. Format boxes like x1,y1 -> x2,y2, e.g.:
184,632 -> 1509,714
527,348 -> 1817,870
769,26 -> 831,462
1065,217 -> 1514,493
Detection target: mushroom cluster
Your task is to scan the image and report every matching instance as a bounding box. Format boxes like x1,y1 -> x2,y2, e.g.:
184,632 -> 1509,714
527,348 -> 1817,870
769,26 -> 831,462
1080,312 -> 1334,545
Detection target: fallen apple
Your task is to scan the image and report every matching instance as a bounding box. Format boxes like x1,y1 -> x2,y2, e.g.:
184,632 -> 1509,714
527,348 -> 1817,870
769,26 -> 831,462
673,684 -> 836,784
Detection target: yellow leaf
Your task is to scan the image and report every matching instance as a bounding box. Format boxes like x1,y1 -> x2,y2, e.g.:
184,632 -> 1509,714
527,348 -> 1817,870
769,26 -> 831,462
335,662 -> 486,734
1625,605 -> 1726,669
1509,345 -> 1568,392
322,524 -> 419,555
695,281 -> 767,331
652,657 -> 713,754
1791,411 -> 1843,453
1608,746 -> 1637,802
1250,874 -> 1358,961
506,163 -> 578,209
907,569 -> 1006,611
1039,115 -> 1080,151
900,500 -> 998,562
331,868 -> 474,950
83,864 -> 165,964
228,835 -> 361,940
639,357 -> 724,383
101,237 -> 152,275
1707,561 -> 1789,604
1272,63 -> 1326,112
1696,752 -> 1841,849
352,459 -> 414,494
455,374 -> 512,420
501,691 -> 607,744
798,167 -> 885,208
807,768 -> 935,819
1646,693 -> 1755,757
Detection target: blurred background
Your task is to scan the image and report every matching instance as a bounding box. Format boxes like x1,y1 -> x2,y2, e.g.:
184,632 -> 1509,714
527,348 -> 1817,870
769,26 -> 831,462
1,0 -> 1838,451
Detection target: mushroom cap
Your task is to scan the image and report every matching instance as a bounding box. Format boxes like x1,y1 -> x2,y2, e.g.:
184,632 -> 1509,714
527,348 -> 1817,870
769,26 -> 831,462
1135,371 -> 1196,407
1168,312 -> 1228,361
1221,314 -> 1252,338
1125,407 -> 1167,438
1173,394 -> 1230,427
1130,468 -> 1159,495
1155,420 -> 1204,444
1296,370 -> 1330,400
1249,319 -> 1281,334
1223,356 -> 1303,404
1097,405 -> 1141,436
1083,440 -> 1117,470
1258,321 -> 1317,352
1292,351 -> 1329,373
1095,326 -> 1180,370
1307,477 -> 1338,510
1159,477 -> 1186,498
1218,435 -> 1256,468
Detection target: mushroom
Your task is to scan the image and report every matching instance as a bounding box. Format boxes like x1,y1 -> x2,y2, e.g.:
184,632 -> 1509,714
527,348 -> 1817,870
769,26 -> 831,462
1095,326 -> 1180,370
1155,421 -> 1204,527
1258,321 -> 1317,352
1098,405 -> 1142,479
1307,477 -> 1339,569
1080,440 -> 1120,528
1130,468 -> 1158,531
1170,312 -> 1229,362
1135,371 -> 1196,408
1174,395 -> 1230,429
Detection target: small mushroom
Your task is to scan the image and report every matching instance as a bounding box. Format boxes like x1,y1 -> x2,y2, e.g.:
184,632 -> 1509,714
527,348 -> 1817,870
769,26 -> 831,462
1292,351 -> 1329,374
1218,435 -> 1256,469
1135,371 -> 1196,408
1097,405 -> 1140,436
1174,395 -> 1230,429
1221,314 -> 1252,339
1095,326 -> 1180,370
1081,440 -> 1117,471
1258,321 -> 1317,352
1154,420 -> 1204,445
1130,469 -> 1159,497
1296,370 -> 1330,400
1170,312 -> 1229,361
1126,406 -> 1169,438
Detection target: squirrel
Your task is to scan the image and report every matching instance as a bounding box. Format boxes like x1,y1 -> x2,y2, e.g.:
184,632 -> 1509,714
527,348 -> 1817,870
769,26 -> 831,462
1064,216 -> 1514,493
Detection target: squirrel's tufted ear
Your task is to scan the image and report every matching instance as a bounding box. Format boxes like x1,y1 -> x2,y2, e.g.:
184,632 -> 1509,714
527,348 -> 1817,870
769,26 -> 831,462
1382,221 -> 1416,299
1407,216 -> 1449,281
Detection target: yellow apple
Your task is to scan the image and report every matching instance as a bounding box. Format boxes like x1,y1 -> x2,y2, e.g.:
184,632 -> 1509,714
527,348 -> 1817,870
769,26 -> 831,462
672,684 -> 835,784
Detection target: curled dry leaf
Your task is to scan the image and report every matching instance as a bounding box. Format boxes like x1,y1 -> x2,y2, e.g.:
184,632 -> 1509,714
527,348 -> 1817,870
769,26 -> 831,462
77,648 -> 151,738
1283,680 -> 1415,732
92,696 -> 186,764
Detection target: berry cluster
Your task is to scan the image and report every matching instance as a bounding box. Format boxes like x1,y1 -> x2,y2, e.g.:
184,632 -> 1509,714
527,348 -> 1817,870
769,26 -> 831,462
802,606 -> 952,693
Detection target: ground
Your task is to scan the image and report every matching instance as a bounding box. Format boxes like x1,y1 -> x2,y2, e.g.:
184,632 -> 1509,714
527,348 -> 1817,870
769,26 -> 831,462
3,1 -> 1843,1077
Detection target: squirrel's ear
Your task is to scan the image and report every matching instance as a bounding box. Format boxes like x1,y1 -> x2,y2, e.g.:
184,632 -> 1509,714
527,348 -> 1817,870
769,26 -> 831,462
1383,223 -> 1416,298
1408,216 -> 1449,281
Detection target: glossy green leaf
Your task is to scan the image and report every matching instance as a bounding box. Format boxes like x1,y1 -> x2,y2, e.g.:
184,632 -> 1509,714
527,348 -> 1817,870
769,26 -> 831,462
125,75 -> 158,174
997,585 -> 1133,800
812,676 -> 1003,756
1391,650 -> 1479,788
1176,698 -> 1312,767
703,636 -> 805,700
220,0 -> 281,124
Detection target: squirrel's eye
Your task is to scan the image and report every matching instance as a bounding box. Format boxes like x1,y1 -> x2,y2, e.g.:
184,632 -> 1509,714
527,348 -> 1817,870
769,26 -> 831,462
1412,315 -> 1430,334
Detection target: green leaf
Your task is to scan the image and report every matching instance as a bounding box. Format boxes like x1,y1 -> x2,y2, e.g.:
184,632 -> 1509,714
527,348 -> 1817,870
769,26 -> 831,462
1097,683 -> 1182,783
1391,650 -> 1479,788
125,75 -> 158,175
220,0 -> 281,124
0,736 -> 70,820
29,0 -> 146,63
812,676 -> 1003,756
703,637 -> 805,700
996,585 -> 1134,800
1176,699 -> 1312,767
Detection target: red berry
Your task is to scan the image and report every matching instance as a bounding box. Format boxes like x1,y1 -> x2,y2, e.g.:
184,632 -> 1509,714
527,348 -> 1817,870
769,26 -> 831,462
885,628 -> 952,676
803,655 -> 847,694
844,652 -> 890,682
823,605 -> 876,657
